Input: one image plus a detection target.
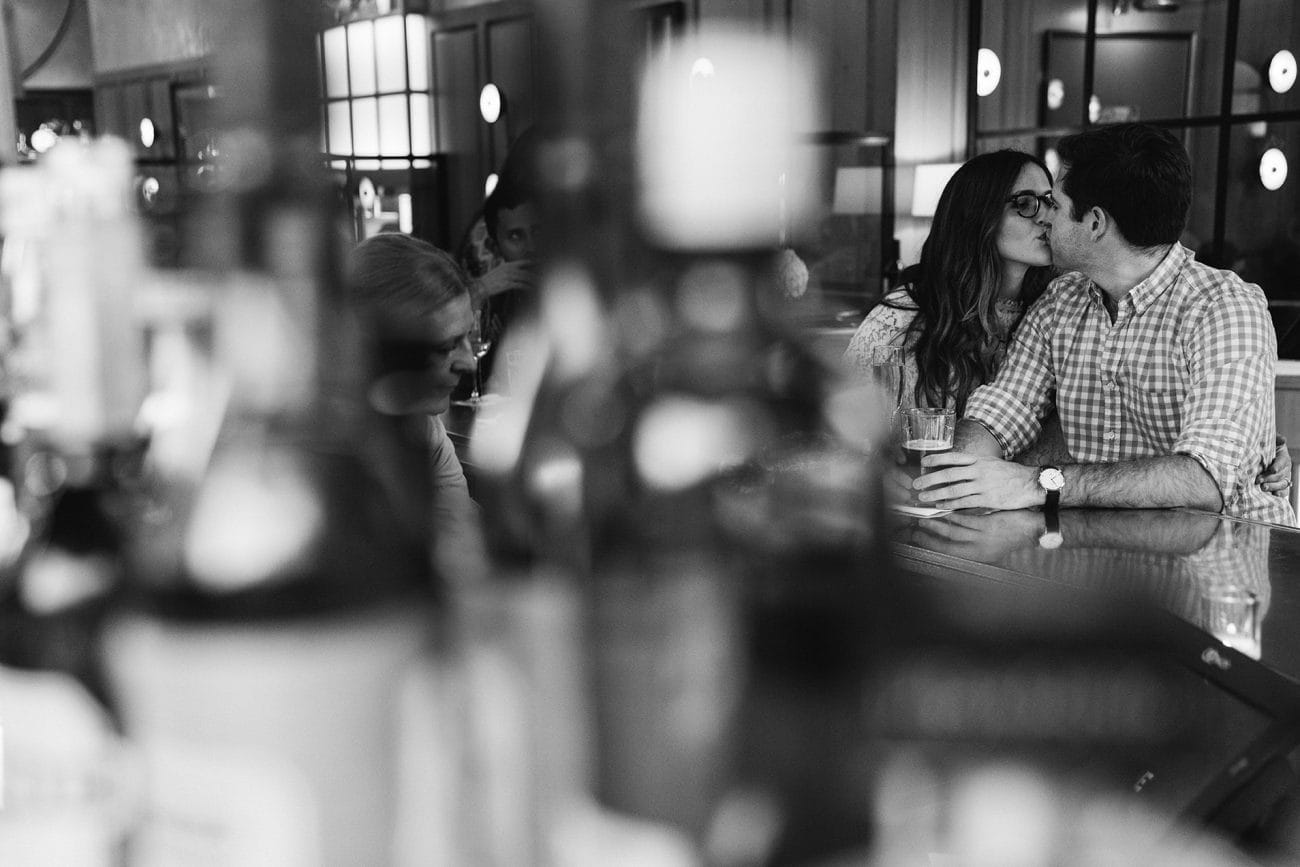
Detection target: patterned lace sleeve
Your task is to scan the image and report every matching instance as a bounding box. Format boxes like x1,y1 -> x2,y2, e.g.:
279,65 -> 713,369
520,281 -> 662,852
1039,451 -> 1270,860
842,292 -> 918,378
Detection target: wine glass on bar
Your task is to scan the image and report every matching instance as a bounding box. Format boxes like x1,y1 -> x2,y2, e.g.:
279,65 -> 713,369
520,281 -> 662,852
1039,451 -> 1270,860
455,308 -> 495,408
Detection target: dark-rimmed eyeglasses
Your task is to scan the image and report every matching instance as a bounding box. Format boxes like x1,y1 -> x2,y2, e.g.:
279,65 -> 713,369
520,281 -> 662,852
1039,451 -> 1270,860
1006,191 -> 1056,219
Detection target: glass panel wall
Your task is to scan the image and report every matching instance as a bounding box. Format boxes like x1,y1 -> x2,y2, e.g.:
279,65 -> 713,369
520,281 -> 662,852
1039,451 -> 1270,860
971,0 -> 1300,353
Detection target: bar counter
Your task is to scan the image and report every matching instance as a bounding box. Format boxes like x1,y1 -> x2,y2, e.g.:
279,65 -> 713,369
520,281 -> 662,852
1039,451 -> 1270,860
892,507 -> 1300,687
888,505 -> 1300,849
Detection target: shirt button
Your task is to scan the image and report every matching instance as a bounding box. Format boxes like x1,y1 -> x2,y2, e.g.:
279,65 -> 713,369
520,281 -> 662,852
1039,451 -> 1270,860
1103,430 -> 1118,441
1103,379 -> 1116,390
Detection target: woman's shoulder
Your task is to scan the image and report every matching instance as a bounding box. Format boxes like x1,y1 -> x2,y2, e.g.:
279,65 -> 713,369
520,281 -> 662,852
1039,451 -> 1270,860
859,288 -> 920,332
843,288 -> 919,371
879,286 -> 919,309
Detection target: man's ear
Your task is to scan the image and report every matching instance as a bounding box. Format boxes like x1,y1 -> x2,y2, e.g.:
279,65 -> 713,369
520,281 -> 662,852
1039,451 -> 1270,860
1087,207 -> 1108,241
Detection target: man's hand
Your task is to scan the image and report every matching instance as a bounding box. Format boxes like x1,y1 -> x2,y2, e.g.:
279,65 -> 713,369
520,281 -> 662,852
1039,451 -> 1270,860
473,260 -> 536,301
912,451 -> 1043,511
883,463 -> 915,506
1258,436 -> 1293,496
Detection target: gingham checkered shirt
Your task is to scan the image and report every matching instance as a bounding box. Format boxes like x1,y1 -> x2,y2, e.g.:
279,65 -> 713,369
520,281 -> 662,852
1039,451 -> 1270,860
965,243 -> 1295,526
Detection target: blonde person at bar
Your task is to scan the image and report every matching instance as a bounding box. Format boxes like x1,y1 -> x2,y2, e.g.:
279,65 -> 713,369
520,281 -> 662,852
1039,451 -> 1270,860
347,232 -> 489,584
915,123 -> 1296,526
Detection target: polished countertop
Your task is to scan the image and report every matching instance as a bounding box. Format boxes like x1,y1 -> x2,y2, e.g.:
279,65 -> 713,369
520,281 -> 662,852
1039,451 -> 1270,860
888,506 -> 1300,843
891,506 -> 1300,699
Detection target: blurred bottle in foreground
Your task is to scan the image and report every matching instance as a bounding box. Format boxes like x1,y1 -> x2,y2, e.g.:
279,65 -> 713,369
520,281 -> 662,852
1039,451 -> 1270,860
465,16 -> 895,865
96,2 -> 437,865
0,136 -> 147,866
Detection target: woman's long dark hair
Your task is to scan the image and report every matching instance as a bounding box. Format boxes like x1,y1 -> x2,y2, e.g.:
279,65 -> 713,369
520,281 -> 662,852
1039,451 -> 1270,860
889,150 -> 1056,415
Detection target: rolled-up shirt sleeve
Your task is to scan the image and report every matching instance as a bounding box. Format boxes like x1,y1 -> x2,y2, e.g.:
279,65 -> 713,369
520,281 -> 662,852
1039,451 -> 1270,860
964,299 -> 1058,458
1172,288 -> 1277,511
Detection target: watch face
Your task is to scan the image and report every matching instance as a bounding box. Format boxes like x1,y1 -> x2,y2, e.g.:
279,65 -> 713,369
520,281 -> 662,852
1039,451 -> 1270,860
1039,467 -> 1065,491
1039,531 -> 1064,550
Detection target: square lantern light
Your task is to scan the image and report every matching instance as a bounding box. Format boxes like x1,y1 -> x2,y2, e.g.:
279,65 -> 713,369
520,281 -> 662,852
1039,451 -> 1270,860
318,13 -> 435,171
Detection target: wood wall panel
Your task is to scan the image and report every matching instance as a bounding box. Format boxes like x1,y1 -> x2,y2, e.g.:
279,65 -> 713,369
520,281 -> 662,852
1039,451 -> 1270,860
485,17 -> 536,162
146,79 -> 176,160
11,0 -> 95,88
432,26 -> 483,249
893,0 -> 965,266
86,0 -> 216,75
92,83 -> 125,141
791,1 -> 868,133
696,0 -> 768,25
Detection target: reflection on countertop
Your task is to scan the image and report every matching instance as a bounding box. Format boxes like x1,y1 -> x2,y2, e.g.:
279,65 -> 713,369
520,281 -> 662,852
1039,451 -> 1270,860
893,508 -> 1285,671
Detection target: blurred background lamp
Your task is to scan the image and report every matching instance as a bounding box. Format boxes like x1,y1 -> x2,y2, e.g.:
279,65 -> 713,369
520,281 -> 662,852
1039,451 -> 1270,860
357,176 -> 376,215
634,397 -> 757,491
30,124 -> 59,153
1044,147 -> 1061,179
1260,147 -> 1288,191
911,162 -> 962,218
1046,78 -> 1065,111
636,27 -> 822,249
140,175 -> 160,208
1270,50 -> 1296,94
139,117 -> 156,149
690,57 -> 715,81
832,167 -> 883,215
397,193 -> 413,233
976,48 -> 1001,96
479,83 -> 504,123
318,13 -> 436,171
484,172 -> 499,198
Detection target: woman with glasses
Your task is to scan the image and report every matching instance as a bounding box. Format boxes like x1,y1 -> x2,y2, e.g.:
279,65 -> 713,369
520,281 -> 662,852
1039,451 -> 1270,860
844,149 -> 1056,418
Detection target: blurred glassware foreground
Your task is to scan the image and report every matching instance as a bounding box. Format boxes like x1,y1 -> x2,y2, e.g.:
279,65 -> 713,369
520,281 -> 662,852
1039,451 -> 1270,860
0,2 -> 1289,865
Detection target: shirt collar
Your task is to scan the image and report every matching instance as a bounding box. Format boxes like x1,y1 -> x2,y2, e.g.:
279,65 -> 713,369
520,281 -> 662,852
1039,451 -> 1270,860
1081,243 -> 1187,315
1124,243 -> 1188,316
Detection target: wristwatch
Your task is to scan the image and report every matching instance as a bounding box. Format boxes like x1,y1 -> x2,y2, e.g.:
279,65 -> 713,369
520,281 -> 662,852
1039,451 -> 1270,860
1037,465 -> 1065,549
1037,465 -> 1065,511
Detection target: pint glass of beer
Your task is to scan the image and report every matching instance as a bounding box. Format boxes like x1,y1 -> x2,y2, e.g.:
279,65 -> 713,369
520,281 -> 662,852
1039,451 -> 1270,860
902,407 -> 955,500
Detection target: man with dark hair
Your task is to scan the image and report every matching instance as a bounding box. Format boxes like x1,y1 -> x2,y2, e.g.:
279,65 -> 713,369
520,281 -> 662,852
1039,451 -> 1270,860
483,174 -> 541,264
479,172 -> 541,363
913,123 -> 1294,525
458,131 -> 543,388
1050,122 -> 1192,251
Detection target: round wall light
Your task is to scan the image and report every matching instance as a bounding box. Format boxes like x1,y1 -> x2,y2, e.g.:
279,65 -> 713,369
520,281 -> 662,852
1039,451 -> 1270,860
479,83 -> 503,124
139,117 -> 156,149
1269,50 -> 1296,94
976,48 -> 1002,96
1260,147 -> 1288,191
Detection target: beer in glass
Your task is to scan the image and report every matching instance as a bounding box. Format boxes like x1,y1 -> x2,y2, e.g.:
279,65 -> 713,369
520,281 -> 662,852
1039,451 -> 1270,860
902,407 -> 955,500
